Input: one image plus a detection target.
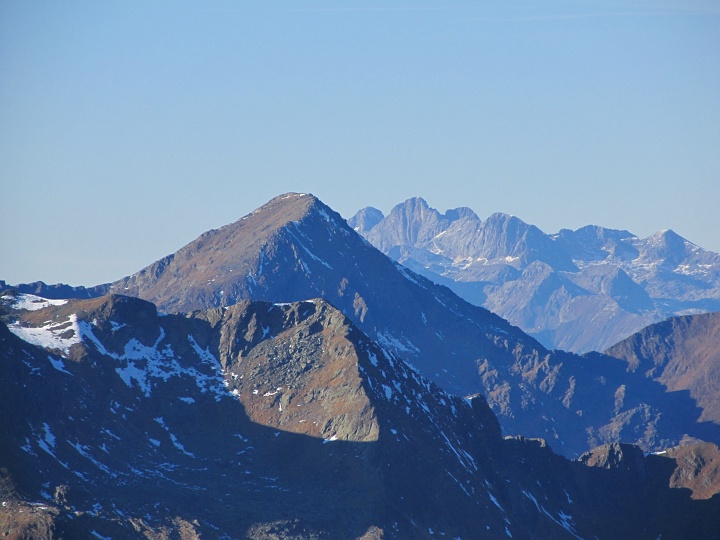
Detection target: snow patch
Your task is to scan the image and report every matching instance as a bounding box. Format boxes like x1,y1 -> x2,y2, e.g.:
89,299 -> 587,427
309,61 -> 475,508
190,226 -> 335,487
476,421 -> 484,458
69,441 -> 114,475
47,355 -> 72,375
42,423 -> 55,448
109,321 -> 126,332
36,424 -> 70,469
8,294 -> 68,311
9,315 -> 81,354
395,263 -> 422,286
376,331 -> 419,355
488,491 -> 504,512
154,417 -> 195,458
286,225 -> 334,269
522,490 -> 582,539
368,352 -> 379,367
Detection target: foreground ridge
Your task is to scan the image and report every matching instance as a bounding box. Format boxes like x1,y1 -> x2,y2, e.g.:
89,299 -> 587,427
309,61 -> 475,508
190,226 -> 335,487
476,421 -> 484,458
2,292 -> 720,538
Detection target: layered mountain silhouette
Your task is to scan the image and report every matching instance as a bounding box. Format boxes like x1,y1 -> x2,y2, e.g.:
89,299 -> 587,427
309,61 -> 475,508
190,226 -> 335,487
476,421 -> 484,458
349,197 -> 720,354
2,292 -> 719,538
3,193 -> 720,458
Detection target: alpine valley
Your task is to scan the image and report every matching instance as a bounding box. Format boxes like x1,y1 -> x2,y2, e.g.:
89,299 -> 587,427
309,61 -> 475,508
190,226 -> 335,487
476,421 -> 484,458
2,193 -> 720,539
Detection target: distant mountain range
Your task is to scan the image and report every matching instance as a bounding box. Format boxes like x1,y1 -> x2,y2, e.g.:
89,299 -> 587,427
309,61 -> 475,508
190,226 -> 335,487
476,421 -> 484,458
3,291 -> 720,538
349,197 -> 720,354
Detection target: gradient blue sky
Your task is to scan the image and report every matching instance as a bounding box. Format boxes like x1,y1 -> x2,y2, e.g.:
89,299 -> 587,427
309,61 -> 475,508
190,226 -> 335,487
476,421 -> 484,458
2,0 -> 719,286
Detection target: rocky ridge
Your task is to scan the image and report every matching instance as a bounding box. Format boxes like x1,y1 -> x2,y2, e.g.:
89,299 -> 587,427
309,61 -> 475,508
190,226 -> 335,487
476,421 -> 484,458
2,291 -> 720,538
605,311 -> 720,424
4,193 -> 719,458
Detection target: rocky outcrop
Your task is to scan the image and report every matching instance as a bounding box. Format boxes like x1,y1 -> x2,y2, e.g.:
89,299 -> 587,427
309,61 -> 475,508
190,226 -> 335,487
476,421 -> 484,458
666,441 -> 720,500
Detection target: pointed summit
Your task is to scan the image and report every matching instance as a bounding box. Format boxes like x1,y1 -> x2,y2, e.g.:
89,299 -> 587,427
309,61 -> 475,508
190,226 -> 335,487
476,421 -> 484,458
642,228 -> 693,265
347,206 -> 384,234
106,192 -> 351,312
252,192 -> 346,229
95,194 -> 720,456
473,213 -> 575,270
366,197 -> 460,252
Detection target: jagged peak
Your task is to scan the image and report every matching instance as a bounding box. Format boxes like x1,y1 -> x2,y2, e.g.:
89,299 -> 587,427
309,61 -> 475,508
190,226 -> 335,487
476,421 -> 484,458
578,442 -> 645,472
483,212 -> 525,227
481,212 -> 546,241
398,196 -> 431,209
444,206 -> 478,222
648,228 -> 693,247
485,211 -> 514,220
559,224 -> 636,241
389,197 -> 477,224
347,207 -> 385,233
384,196 -> 436,222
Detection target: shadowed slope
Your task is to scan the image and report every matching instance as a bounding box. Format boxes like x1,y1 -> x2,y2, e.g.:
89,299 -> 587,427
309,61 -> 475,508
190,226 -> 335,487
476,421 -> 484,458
3,293 -> 720,538
605,311 -> 720,423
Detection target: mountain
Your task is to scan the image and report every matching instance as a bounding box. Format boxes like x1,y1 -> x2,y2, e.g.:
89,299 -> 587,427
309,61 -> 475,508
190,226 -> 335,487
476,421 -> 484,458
2,291 -> 720,539
5,193 -> 718,458
351,197 -> 720,354
347,206 -> 385,234
604,311 -> 720,424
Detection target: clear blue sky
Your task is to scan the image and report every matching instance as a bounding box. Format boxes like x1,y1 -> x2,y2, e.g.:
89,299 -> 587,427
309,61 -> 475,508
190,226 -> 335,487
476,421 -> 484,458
2,0 -> 719,286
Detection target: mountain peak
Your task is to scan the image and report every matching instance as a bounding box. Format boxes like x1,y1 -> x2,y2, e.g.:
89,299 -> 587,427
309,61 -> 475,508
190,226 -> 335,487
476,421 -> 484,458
652,228 -> 682,242
265,191 -> 316,204
484,211 -> 523,226
103,192 -> 358,312
248,192 -> 343,228
400,195 -> 430,209
396,198 -> 477,223
444,206 -> 478,221
347,206 -> 384,234
641,228 -> 694,265
367,197 -> 458,251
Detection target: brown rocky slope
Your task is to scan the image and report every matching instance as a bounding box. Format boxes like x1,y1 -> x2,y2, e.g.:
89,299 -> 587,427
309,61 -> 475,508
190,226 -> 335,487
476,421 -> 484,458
2,292 -> 720,538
